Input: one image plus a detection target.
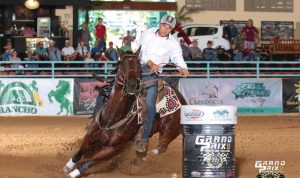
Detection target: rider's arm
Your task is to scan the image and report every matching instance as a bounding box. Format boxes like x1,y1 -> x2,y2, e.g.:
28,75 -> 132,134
169,40 -> 189,77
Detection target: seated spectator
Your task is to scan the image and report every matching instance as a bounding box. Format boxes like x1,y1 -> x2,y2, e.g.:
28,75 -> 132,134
243,42 -> 261,61
216,46 -> 228,61
84,51 -> 96,68
62,40 -> 79,61
91,41 -> 102,58
9,50 -> 23,74
76,39 -> 89,60
5,26 -> 18,35
189,40 -> 202,60
26,51 -> 39,69
120,38 -> 132,52
180,39 -> 191,61
34,41 -> 48,61
1,42 -> 14,61
225,43 -> 243,61
47,40 -> 62,61
203,41 -> 218,61
20,24 -> 36,37
106,41 -> 119,61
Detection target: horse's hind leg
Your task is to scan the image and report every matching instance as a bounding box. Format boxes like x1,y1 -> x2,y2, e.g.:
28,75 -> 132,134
68,144 -> 124,178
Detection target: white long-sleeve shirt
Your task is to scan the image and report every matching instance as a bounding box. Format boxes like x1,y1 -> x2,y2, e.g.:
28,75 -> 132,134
137,28 -> 188,71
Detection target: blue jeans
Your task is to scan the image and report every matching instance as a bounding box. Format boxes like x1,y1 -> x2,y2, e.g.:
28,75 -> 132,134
141,64 -> 158,141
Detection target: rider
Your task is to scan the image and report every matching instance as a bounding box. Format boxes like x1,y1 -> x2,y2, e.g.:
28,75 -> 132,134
134,15 -> 189,152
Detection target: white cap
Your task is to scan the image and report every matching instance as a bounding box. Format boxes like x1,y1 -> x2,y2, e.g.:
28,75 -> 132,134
160,15 -> 176,29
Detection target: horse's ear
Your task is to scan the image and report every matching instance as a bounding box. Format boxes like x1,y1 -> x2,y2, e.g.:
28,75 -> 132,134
134,46 -> 141,57
117,46 -> 125,59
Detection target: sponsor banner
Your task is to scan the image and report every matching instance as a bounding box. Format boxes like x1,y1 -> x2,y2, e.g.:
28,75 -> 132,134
181,105 -> 237,125
0,78 -> 74,115
74,78 -> 107,115
178,78 -> 283,114
282,79 -> 300,113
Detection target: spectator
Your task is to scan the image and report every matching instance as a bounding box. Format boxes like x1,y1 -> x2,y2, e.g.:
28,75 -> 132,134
94,18 -> 106,51
5,26 -> 18,35
26,51 -> 39,73
91,41 -> 102,58
224,19 -> 239,44
122,30 -> 134,47
241,19 -> 259,50
34,41 -> 48,61
225,43 -> 243,61
62,40 -> 79,61
84,51 -> 96,68
180,39 -> 191,61
76,39 -> 89,60
106,41 -> 119,61
78,22 -> 92,47
203,41 -> 218,61
120,38 -> 132,52
189,40 -> 202,60
20,24 -> 36,37
9,50 -> 23,74
1,42 -> 14,61
47,40 -> 62,61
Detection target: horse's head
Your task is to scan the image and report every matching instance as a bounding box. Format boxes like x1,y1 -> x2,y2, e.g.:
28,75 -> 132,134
117,48 -> 141,95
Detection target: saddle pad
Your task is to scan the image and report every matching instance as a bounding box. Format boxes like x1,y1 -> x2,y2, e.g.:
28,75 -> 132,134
156,82 -> 181,118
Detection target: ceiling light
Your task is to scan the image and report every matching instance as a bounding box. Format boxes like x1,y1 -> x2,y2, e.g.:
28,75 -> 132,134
24,0 -> 40,10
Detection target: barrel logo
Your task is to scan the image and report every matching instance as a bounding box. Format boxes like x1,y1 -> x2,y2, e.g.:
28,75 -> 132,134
184,109 -> 204,119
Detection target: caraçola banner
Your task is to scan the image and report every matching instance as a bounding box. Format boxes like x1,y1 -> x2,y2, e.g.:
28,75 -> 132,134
0,78 -> 74,115
178,78 -> 283,114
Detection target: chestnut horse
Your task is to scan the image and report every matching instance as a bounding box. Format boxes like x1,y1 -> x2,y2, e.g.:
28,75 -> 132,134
64,49 -> 187,178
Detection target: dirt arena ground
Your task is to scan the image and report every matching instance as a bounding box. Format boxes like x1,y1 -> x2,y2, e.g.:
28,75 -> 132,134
0,115 -> 299,178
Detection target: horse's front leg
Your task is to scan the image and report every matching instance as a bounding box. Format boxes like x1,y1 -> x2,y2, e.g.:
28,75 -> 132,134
64,149 -> 83,173
68,144 -> 124,178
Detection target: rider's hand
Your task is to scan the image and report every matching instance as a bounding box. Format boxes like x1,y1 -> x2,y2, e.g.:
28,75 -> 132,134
146,60 -> 160,74
181,68 -> 189,77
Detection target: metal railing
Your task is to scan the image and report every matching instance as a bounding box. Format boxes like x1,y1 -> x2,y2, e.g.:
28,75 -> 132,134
1,61 -> 300,78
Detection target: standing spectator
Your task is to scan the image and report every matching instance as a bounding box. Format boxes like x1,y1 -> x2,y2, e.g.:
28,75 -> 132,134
203,41 -> 218,61
189,40 -> 202,60
78,22 -> 91,47
120,38 -> 132,52
241,19 -> 259,50
62,40 -> 79,61
76,39 -> 89,60
94,17 -> 107,51
180,39 -> 191,61
122,30 -> 134,47
106,41 -> 119,61
47,40 -> 62,61
224,19 -> 239,44
34,41 -> 48,61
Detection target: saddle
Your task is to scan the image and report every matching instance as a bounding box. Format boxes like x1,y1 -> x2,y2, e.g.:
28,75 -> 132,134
155,80 -> 181,118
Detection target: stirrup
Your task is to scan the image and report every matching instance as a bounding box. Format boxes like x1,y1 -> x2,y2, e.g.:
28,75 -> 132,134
134,139 -> 147,153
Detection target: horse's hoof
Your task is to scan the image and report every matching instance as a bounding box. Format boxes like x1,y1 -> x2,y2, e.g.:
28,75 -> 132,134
150,149 -> 159,156
68,169 -> 80,178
